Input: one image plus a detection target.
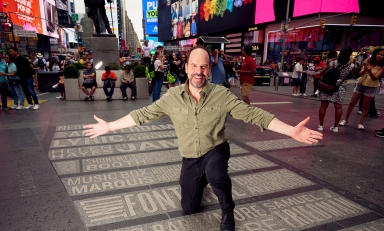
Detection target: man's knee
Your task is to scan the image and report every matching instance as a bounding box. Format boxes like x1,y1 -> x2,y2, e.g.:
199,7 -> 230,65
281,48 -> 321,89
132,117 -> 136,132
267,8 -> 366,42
181,200 -> 200,215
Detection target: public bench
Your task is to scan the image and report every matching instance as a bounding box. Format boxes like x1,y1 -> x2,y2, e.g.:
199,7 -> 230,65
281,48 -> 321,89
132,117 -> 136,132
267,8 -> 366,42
65,70 -> 149,100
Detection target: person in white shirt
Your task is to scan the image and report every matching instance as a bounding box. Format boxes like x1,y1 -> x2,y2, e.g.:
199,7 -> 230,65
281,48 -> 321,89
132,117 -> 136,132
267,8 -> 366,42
142,40 -> 152,65
292,58 -> 306,96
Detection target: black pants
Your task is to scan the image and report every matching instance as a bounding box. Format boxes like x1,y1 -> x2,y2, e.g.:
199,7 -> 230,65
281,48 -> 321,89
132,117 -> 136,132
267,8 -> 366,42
0,82 -> 8,108
90,4 -> 111,34
179,142 -> 235,214
313,78 -> 320,94
120,82 -> 137,98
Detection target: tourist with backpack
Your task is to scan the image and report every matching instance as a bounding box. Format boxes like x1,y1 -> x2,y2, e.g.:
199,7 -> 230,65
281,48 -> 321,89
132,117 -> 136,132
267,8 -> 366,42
33,53 -> 47,71
317,47 -> 355,132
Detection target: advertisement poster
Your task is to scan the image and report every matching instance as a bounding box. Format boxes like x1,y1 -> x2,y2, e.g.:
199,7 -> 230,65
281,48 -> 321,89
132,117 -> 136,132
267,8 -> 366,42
143,0 -> 159,35
268,27 -> 324,51
105,2 -> 118,37
293,0 -> 360,17
5,0 -> 44,35
171,0 -> 198,40
39,0 -> 59,38
197,0 -> 255,35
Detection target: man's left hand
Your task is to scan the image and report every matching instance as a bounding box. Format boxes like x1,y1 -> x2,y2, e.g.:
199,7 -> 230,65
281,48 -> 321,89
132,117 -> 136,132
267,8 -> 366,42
291,117 -> 323,144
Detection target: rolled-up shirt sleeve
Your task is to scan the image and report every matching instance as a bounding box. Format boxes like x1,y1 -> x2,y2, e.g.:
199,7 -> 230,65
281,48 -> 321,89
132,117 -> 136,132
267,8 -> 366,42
224,90 -> 275,131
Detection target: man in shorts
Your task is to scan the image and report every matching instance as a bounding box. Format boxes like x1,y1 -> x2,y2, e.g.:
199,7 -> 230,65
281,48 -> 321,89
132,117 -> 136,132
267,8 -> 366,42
81,62 -> 97,101
292,58 -> 305,96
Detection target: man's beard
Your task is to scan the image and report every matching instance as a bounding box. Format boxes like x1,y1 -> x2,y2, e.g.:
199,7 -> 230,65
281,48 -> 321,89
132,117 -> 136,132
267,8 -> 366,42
189,73 -> 207,88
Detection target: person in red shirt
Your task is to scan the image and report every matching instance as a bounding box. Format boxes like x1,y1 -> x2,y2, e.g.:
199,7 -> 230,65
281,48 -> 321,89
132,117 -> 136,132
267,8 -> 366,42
237,45 -> 256,105
101,66 -> 117,101
312,56 -> 327,97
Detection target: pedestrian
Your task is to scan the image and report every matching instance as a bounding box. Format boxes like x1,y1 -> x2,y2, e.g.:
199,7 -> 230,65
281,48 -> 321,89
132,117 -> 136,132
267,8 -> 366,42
51,61 -> 60,71
292,58 -> 305,96
83,46 -> 323,231
0,53 -> 8,110
4,54 -> 25,109
120,65 -> 137,101
312,56 -> 327,97
211,48 -> 231,86
318,47 -> 355,132
81,62 -> 97,101
9,47 -> 40,109
339,48 -> 384,130
168,53 -> 180,88
299,60 -> 308,96
141,40 -> 151,66
237,45 -> 256,105
178,54 -> 188,84
152,51 -> 164,102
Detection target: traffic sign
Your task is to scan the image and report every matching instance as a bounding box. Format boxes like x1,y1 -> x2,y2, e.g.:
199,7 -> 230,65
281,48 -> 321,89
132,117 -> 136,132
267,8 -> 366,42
71,13 -> 78,21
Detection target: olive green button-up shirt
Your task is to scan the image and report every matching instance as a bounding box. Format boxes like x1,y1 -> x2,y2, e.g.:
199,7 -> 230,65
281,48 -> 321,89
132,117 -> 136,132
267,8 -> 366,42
130,81 -> 275,158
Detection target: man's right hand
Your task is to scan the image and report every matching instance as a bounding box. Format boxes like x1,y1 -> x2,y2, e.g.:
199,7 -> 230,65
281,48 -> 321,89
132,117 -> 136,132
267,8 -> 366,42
84,115 -> 110,138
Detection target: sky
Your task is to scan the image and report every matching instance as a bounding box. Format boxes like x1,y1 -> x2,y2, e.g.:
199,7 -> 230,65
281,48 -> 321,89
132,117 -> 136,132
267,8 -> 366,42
74,0 -> 144,39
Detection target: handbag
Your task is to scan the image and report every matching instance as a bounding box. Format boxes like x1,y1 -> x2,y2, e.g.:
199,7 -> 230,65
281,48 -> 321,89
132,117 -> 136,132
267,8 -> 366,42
318,80 -> 337,95
103,79 -> 114,88
167,71 -> 176,84
8,76 -> 20,86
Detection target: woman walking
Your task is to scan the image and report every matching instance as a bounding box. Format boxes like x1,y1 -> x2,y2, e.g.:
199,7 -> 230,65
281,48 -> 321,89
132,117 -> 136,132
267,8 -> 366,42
318,47 -> 355,132
5,55 -> 25,109
339,48 -> 384,130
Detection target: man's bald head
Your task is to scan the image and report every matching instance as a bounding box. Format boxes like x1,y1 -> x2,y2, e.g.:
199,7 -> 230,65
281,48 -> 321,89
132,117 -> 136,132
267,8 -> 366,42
187,46 -> 211,64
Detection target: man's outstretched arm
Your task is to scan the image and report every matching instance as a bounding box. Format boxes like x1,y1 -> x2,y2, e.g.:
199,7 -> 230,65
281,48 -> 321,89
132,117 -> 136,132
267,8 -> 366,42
267,117 -> 323,144
84,114 -> 137,138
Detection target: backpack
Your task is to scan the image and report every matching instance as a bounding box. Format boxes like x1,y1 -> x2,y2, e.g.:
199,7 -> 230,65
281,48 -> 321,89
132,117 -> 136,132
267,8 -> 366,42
318,64 -> 344,95
37,58 -> 45,70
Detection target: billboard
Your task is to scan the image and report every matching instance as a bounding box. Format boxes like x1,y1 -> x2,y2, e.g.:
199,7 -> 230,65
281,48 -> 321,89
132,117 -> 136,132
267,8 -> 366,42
4,0 -> 59,38
293,0 -> 359,17
254,0 -> 381,25
143,0 -> 159,35
158,0 -> 254,41
105,2 -> 118,38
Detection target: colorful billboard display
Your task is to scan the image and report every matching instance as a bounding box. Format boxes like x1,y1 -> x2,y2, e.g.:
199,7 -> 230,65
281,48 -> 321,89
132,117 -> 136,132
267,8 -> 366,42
293,0 -> 360,17
143,0 -> 159,35
255,0 -> 366,24
4,0 -> 59,38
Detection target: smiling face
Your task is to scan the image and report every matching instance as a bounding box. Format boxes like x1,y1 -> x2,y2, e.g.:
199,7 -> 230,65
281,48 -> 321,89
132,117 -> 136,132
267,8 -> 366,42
186,48 -> 210,90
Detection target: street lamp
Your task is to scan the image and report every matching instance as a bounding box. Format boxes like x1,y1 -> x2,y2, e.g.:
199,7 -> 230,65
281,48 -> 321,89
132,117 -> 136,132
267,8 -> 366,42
276,0 -> 291,91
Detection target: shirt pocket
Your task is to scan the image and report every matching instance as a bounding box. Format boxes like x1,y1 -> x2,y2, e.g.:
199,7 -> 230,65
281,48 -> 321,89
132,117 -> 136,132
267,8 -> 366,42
172,107 -> 189,130
200,105 -> 221,128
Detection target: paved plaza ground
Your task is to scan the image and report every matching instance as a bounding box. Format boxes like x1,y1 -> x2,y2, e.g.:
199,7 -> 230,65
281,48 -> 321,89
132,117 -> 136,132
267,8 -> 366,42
0,80 -> 383,231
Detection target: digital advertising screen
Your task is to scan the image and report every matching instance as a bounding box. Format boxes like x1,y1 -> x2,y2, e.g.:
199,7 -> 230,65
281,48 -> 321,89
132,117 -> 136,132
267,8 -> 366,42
254,0 -> 381,25
293,0 -> 360,17
171,0 -> 198,40
197,0 -> 255,35
143,0 -> 159,35
4,0 -> 59,38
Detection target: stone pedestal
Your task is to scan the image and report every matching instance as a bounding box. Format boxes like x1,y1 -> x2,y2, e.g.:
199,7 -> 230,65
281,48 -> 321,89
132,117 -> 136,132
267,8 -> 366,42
136,78 -> 149,99
91,34 -> 119,71
65,78 -> 80,101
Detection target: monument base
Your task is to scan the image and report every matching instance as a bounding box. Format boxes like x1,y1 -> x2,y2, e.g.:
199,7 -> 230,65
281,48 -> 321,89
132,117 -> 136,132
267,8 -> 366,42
91,36 -> 119,71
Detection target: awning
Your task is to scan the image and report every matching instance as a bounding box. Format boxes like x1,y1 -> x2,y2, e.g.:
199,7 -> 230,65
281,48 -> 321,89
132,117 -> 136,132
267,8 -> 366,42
196,36 -> 230,45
